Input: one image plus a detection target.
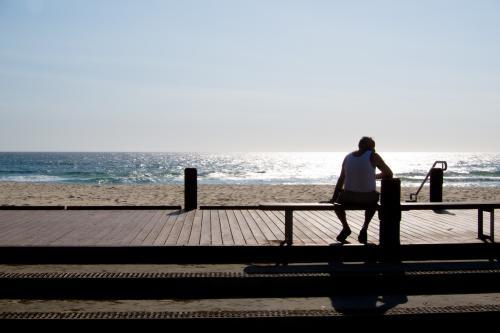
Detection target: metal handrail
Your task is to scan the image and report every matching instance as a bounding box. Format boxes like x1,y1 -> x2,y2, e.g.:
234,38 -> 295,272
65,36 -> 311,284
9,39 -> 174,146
408,161 -> 447,202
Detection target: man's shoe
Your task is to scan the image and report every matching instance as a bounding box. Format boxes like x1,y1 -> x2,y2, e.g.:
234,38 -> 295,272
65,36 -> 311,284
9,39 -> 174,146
358,229 -> 368,244
336,228 -> 351,243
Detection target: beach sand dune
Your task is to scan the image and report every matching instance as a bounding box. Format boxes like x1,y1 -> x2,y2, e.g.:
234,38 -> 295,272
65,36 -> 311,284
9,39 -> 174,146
1,182 -> 500,206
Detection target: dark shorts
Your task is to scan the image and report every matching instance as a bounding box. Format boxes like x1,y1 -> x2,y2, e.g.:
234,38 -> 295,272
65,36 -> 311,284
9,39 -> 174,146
336,190 -> 380,205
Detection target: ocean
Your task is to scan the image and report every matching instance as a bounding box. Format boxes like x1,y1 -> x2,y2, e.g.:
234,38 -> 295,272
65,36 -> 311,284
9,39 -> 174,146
0,152 -> 499,187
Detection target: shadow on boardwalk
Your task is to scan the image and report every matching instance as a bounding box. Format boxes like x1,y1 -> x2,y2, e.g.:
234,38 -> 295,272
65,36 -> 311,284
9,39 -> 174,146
244,261 -> 409,315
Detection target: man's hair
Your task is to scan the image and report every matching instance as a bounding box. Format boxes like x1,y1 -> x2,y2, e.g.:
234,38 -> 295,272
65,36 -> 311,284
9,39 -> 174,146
358,136 -> 375,151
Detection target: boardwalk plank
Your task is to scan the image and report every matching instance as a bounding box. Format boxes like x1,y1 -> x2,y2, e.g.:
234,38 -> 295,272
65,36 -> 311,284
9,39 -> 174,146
176,210 -> 196,246
0,211 -> 36,237
141,210 -> 179,246
96,210 -> 145,246
253,209 -> 283,239
309,210 -> 435,245
410,210 -> 476,233
210,210 -> 223,246
0,210 -> 50,243
265,211 -> 306,245
117,210 -> 157,246
32,211 -> 81,245
218,210 -> 234,245
80,210 -> 126,246
0,208 -> 493,246
225,210 -> 245,245
259,210 -> 287,242
130,210 -> 166,246
199,210 -> 212,246
118,210 -> 158,245
0,210 -> 49,243
240,210 -> 268,245
152,211 -> 179,246
401,212 -> 455,243
272,210 -> 320,244
295,211 -> 336,244
303,211 -> 339,234
289,211 -> 330,245
233,210 -> 257,245
166,210 -> 189,245
187,209 -> 203,246
246,209 -> 280,242
5,210 -> 67,245
143,211 -> 172,245
404,210 -> 478,243
52,210 -> 118,246
44,211 -> 104,246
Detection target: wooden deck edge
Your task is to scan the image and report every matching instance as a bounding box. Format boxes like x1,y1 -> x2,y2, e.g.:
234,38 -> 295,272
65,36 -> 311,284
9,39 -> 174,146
0,243 -> 498,264
0,206 -> 66,210
0,205 -> 182,210
200,205 -> 261,210
65,205 -> 182,210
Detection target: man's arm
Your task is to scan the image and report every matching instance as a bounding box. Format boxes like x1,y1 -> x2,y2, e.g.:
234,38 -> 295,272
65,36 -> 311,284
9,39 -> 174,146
331,159 -> 346,202
373,153 -> 393,179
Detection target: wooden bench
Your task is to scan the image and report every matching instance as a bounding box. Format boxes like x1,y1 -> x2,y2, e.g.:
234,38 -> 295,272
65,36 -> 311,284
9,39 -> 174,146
259,201 -> 499,245
259,202 -> 379,245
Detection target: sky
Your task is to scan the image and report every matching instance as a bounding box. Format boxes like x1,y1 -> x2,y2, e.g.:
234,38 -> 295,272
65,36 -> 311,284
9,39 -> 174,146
1,0 -> 499,152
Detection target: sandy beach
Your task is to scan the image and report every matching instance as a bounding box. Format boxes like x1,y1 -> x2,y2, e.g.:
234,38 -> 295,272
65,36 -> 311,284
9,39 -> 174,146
1,182 -> 500,206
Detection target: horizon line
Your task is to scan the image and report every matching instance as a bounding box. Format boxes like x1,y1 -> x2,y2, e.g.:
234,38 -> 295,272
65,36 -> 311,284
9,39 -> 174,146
0,150 -> 499,154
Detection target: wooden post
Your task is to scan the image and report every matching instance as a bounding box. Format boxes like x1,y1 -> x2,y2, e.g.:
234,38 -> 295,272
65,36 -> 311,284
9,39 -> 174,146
284,210 -> 293,246
184,168 -> 197,211
478,208 -> 495,242
430,168 -> 443,202
379,178 -> 401,261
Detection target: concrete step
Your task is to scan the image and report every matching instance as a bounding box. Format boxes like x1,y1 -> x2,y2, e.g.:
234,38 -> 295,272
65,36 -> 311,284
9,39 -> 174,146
1,262 -> 500,299
1,294 -> 500,322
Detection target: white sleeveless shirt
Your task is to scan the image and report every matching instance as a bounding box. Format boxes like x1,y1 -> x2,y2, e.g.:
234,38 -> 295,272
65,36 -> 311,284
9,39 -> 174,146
344,150 -> 376,192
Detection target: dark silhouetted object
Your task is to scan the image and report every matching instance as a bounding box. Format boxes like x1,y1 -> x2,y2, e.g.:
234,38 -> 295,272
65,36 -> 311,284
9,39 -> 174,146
184,168 -> 197,211
379,178 -> 401,261
430,168 -> 443,202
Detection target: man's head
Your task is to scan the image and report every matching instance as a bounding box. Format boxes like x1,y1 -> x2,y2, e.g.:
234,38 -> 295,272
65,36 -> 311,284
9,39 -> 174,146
358,136 -> 375,151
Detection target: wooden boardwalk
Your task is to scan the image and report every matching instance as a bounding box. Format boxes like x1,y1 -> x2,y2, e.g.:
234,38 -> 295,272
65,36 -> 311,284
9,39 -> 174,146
0,208 -> 495,246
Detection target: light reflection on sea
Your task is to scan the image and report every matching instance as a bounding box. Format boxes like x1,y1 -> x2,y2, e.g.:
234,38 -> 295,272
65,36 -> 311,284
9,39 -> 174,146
0,152 -> 499,187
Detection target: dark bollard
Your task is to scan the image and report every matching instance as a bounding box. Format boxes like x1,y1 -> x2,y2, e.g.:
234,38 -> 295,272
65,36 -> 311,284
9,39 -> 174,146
284,210 -> 293,246
430,168 -> 443,202
184,168 -> 197,211
379,178 -> 401,262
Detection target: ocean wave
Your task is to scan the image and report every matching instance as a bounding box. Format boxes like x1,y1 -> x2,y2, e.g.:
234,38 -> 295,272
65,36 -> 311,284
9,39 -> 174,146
0,175 -> 69,182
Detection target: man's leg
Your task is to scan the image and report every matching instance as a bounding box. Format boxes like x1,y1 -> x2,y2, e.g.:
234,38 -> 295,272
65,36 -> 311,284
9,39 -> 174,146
358,208 -> 377,244
362,208 -> 377,230
334,206 -> 351,242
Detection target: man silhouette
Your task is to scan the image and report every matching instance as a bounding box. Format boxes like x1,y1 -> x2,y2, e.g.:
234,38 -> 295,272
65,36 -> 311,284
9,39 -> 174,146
331,137 -> 393,243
